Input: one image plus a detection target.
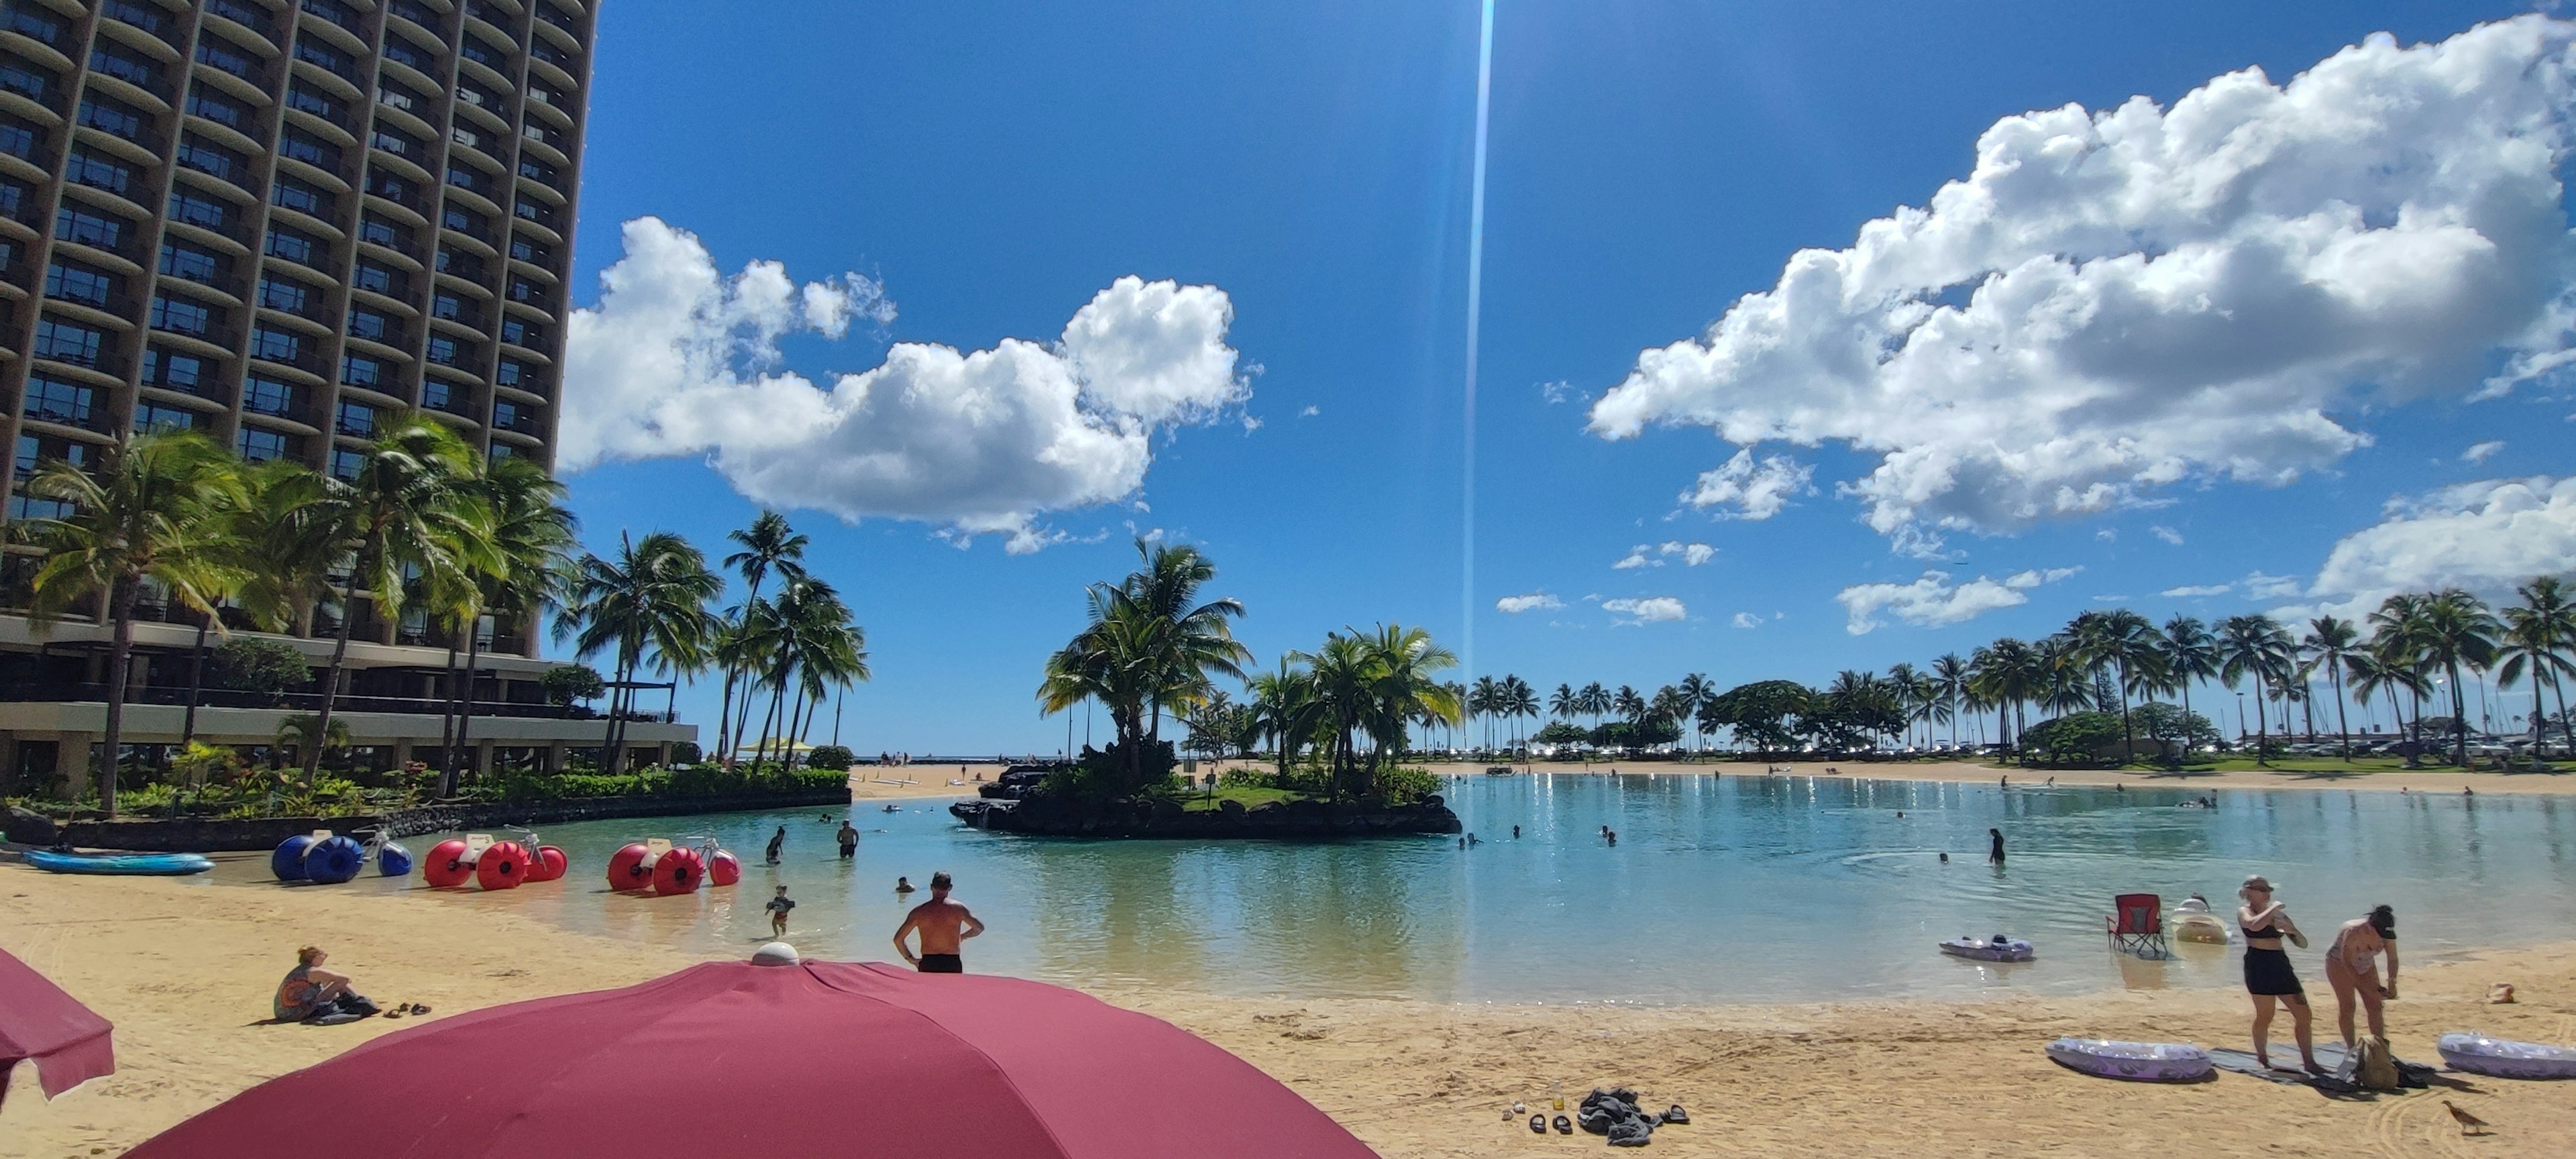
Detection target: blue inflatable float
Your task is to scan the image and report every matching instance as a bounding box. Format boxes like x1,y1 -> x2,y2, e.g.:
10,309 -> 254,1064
303,836 -> 366,884
376,839 -> 413,877
270,835 -> 316,881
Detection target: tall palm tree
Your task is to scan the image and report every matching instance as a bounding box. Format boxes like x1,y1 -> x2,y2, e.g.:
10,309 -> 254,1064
1930,653 -> 1970,748
2412,590 -> 2502,766
1969,638 -> 2039,751
718,511 -> 808,757
2073,610 -> 2162,761
297,417 -> 493,785
557,531 -> 724,775
441,457 -> 574,793
2499,576 -> 2575,751
1467,675 -> 1502,753
1500,674 -> 1538,757
1247,658 -> 1323,775
1613,685 -> 1646,729
1038,540 -> 1250,791
2033,635 -> 2092,717
2216,614 -> 2295,766
1675,673 -> 1713,757
2301,616 -> 2363,759
20,432 -> 246,814
1578,681 -> 1611,728
1549,682 -> 1579,722
2158,616 -> 2219,752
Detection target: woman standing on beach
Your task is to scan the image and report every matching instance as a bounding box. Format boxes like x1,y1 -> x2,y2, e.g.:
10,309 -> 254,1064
2238,876 -> 2323,1074
2324,905 -> 2399,1051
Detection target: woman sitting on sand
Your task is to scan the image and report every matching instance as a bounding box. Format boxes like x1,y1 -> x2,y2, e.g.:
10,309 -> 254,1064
2324,905 -> 2399,1052
276,946 -> 375,1024
2237,877 -> 2322,1074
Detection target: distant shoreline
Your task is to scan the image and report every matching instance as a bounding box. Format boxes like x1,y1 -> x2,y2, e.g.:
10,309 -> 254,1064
1377,757 -> 2576,795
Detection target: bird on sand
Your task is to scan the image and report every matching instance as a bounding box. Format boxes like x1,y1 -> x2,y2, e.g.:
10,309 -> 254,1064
2443,1101 -> 2493,1136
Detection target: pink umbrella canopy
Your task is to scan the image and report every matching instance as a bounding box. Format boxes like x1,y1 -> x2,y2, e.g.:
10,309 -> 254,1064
129,958 -> 1379,1158
0,946 -> 115,1111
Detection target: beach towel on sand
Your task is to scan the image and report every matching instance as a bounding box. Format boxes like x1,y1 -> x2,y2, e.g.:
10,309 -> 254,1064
2205,1044 -> 2432,1091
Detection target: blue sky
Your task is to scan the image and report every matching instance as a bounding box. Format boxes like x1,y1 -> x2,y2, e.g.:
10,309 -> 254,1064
554,3 -> 2571,754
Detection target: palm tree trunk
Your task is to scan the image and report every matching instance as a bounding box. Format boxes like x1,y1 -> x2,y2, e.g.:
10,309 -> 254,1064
714,669 -> 737,760
2116,663 -> 2135,763
96,580 -> 140,816
2253,675 -> 2271,767
2449,660 -> 2471,767
604,649 -> 634,777
2548,666 -> 2573,754
449,627 -> 486,793
178,618 -> 210,750
437,639 -> 460,784
304,581 -> 362,787
2330,665 -> 2353,760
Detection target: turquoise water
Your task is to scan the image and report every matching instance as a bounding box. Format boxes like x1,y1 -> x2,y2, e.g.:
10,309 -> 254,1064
286,773 -> 2576,1005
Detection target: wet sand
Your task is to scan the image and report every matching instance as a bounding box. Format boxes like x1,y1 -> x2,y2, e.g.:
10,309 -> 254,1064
4,868 -> 2569,1158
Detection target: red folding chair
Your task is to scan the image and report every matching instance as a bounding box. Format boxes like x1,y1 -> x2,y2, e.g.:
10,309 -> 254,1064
2106,893 -> 2169,958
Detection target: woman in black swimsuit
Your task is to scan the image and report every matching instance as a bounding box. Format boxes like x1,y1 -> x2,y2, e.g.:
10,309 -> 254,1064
2237,875 -> 2323,1074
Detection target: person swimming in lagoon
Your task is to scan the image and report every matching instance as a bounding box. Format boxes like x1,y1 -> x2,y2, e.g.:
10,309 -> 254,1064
1987,828 -> 2005,865
896,876 -> 915,894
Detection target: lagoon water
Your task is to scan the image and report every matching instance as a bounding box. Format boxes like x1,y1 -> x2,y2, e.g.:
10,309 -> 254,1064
317,773 -> 2576,1005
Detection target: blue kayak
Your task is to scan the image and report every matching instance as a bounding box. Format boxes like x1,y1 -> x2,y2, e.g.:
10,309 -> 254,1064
22,850 -> 215,876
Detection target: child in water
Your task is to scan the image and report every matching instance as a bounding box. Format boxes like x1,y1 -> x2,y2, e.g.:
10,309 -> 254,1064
765,885 -> 796,937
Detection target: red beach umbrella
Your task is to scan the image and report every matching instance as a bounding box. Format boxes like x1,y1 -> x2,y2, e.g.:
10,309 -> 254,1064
128,956 -> 1379,1158
0,946 -> 115,1112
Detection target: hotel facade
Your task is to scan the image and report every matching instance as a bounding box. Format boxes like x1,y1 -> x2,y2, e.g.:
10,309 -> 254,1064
0,0 -> 692,792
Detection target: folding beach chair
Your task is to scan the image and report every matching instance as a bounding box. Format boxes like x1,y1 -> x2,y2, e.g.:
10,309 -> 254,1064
2106,893 -> 2169,958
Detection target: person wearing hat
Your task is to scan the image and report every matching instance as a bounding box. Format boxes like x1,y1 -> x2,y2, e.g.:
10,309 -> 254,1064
2237,875 -> 2323,1074
2325,905 -> 2400,1052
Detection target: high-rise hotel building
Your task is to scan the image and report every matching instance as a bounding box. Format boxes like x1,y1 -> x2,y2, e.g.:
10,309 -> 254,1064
0,1 -> 693,791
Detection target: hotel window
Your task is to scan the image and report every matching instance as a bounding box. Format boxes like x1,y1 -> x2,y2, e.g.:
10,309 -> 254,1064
354,261 -> 406,296
266,225 -> 321,266
32,319 -> 107,368
347,308 -> 397,342
54,205 -> 129,253
42,261 -> 115,308
425,335 -> 464,366
63,148 -> 136,196
140,347 -> 211,394
341,354 -> 389,389
184,87 -> 252,130
335,401 -> 379,439
21,375 -> 96,425
167,188 -> 233,233
329,449 -> 365,480
133,402 -> 199,433
175,134 -> 248,184
193,39 -> 258,83
243,376 -> 299,418
159,241 -> 225,286
258,276 -> 316,316
271,177 -> 333,217
250,326 -> 305,365
236,426 -> 296,463
149,293 -> 217,337
76,95 -> 148,143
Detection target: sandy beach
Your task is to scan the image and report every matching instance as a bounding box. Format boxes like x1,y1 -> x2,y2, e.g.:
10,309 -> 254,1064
845,768 -> 991,799
5,865 -> 2569,1158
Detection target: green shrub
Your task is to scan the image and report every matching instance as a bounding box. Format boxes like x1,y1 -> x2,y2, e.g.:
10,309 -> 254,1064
807,744 -> 853,771
539,663 -> 606,707
2019,712 -> 2125,768
1374,765 -> 1439,805
207,637 -> 310,701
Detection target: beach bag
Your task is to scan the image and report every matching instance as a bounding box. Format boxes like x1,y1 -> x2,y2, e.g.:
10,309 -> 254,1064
2355,1035 -> 2399,1091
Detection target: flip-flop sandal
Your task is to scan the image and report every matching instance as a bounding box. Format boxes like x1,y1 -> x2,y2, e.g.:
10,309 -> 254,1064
1528,1115 -> 1546,1134
1552,1115 -> 1572,1135
411,1004 -> 433,1015
1662,1104 -> 1689,1125
384,1009 -> 404,1019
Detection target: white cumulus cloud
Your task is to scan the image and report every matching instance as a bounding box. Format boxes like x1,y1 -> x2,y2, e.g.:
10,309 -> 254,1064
2462,440 -> 2507,463
1590,18 -> 2576,547
2151,525 -> 2186,546
1496,592 -> 1564,614
561,218 -> 1248,552
2310,475 -> 2576,615
1681,543 -> 1717,566
1730,612 -> 1763,629
2161,583 -> 2235,598
1603,596 -> 1688,624
1836,566 -> 2076,634
1612,545 -> 1659,569
1679,449 -> 1815,520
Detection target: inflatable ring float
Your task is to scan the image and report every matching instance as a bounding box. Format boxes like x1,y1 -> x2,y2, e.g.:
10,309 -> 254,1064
2045,1038 -> 2212,1082
2436,1033 -> 2576,1080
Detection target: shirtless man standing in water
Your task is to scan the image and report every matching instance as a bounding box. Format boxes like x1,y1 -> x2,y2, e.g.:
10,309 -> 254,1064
893,871 -> 984,973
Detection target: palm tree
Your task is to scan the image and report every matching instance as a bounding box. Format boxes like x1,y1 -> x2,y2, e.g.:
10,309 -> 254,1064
441,457 -> 574,794
1038,540 -> 1250,791
1885,663 -> 1920,748
1549,683 -> 1579,722
298,417 -> 493,786
2217,614 -> 2294,766
1969,638 -> 2039,751
2072,610 -> 2161,761
1930,653 -> 1970,748
557,531 -> 724,775
2302,616 -> 2363,759
1613,685 -> 1646,728
1467,675 -> 1502,754
1500,674 -> 1538,758
1247,658 -> 1323,775
1675,673 -> 1713,757
742,575 -> 870,768
2033,635 -> 2092,717
2499,577 -> 2575,752
1578,681 -> 1611,728
2157,617 -> 2220,753
2412,590 -> 2502,766
718,512 -> 808,757
20,432 -> 245,814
